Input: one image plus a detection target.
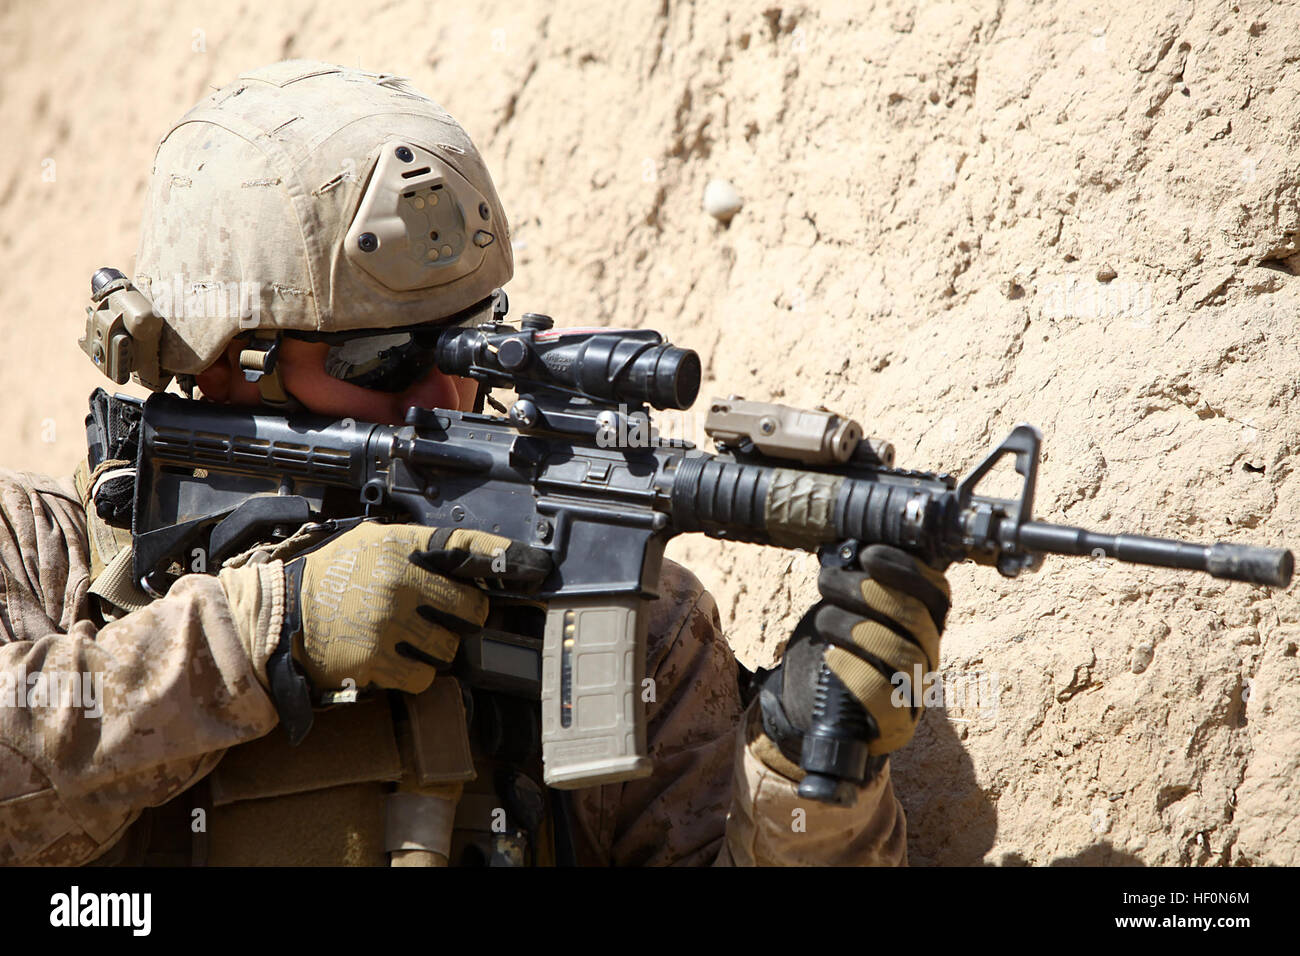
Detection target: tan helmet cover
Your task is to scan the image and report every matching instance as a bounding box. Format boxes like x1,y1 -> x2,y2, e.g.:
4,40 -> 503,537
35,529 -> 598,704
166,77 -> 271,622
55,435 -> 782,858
134,60 -> 513,379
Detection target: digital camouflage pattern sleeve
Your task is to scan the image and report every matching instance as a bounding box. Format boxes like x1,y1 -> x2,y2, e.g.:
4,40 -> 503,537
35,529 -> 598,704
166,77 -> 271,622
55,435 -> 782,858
0,469 -> 280,865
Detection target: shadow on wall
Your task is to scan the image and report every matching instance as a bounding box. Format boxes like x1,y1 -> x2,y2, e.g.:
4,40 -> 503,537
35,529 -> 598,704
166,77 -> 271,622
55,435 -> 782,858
890,710 -> 1147,866
999,844 -> 1148,867
890,708 -> 997,866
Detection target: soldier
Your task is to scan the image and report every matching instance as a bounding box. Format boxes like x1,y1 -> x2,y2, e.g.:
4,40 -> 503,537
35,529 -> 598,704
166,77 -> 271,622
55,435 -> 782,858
0,61 -> 950,866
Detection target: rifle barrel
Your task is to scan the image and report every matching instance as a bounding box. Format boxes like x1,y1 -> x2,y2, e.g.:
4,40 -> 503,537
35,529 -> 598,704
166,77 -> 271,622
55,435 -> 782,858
1016,521 -> 1293,587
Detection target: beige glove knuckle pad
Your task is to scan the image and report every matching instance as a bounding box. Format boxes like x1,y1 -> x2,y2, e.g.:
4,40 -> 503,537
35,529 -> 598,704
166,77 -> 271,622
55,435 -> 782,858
824,575 -> 947,756
857,580 -> 941,663
825,643 -> 913,754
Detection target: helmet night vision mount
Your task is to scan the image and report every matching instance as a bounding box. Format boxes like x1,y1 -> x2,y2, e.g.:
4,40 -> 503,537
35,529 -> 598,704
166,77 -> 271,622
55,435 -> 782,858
78,267 -> 169,392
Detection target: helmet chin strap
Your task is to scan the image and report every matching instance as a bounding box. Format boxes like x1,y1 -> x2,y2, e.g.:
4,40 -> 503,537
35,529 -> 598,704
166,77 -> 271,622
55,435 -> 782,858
238,333 -> 300,408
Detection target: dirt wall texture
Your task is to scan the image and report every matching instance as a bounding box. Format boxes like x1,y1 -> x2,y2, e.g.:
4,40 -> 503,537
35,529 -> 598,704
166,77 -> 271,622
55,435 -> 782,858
1,0 -> 1297,865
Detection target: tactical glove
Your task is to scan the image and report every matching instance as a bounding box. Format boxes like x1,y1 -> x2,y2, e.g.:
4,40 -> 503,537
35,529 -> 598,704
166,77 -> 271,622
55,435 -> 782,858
220,521 -> 551,742
757,544 -> 951,784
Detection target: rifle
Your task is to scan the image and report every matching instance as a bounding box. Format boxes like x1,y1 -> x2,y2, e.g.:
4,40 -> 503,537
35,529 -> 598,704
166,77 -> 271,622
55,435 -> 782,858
107,306 -> 1294,803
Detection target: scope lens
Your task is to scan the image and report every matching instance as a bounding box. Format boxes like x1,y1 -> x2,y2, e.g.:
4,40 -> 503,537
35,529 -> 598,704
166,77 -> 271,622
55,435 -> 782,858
651,346 -> 700,410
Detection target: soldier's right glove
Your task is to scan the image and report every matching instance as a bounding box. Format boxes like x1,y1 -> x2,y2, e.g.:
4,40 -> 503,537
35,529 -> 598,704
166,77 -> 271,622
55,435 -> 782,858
755,544 -> 950,795
219,521 -> 551,743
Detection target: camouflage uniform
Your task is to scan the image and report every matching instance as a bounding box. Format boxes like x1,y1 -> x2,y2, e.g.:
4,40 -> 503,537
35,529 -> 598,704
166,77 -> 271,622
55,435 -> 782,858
0,468 -> 906,865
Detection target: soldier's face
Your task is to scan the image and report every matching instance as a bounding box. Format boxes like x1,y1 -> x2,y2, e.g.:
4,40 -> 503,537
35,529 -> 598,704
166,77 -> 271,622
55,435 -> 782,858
194,337 -> 479,422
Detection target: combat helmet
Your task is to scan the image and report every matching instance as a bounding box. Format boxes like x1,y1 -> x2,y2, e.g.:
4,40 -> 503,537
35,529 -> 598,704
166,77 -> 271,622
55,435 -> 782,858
80,60 -> 512,400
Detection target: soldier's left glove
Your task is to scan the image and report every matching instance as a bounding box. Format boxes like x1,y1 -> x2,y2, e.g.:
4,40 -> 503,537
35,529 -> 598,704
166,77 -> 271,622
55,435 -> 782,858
755,544 -> 951,786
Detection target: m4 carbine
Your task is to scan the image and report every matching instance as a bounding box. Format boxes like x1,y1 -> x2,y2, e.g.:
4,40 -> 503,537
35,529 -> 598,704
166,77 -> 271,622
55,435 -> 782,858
115,307 -> 1293,804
